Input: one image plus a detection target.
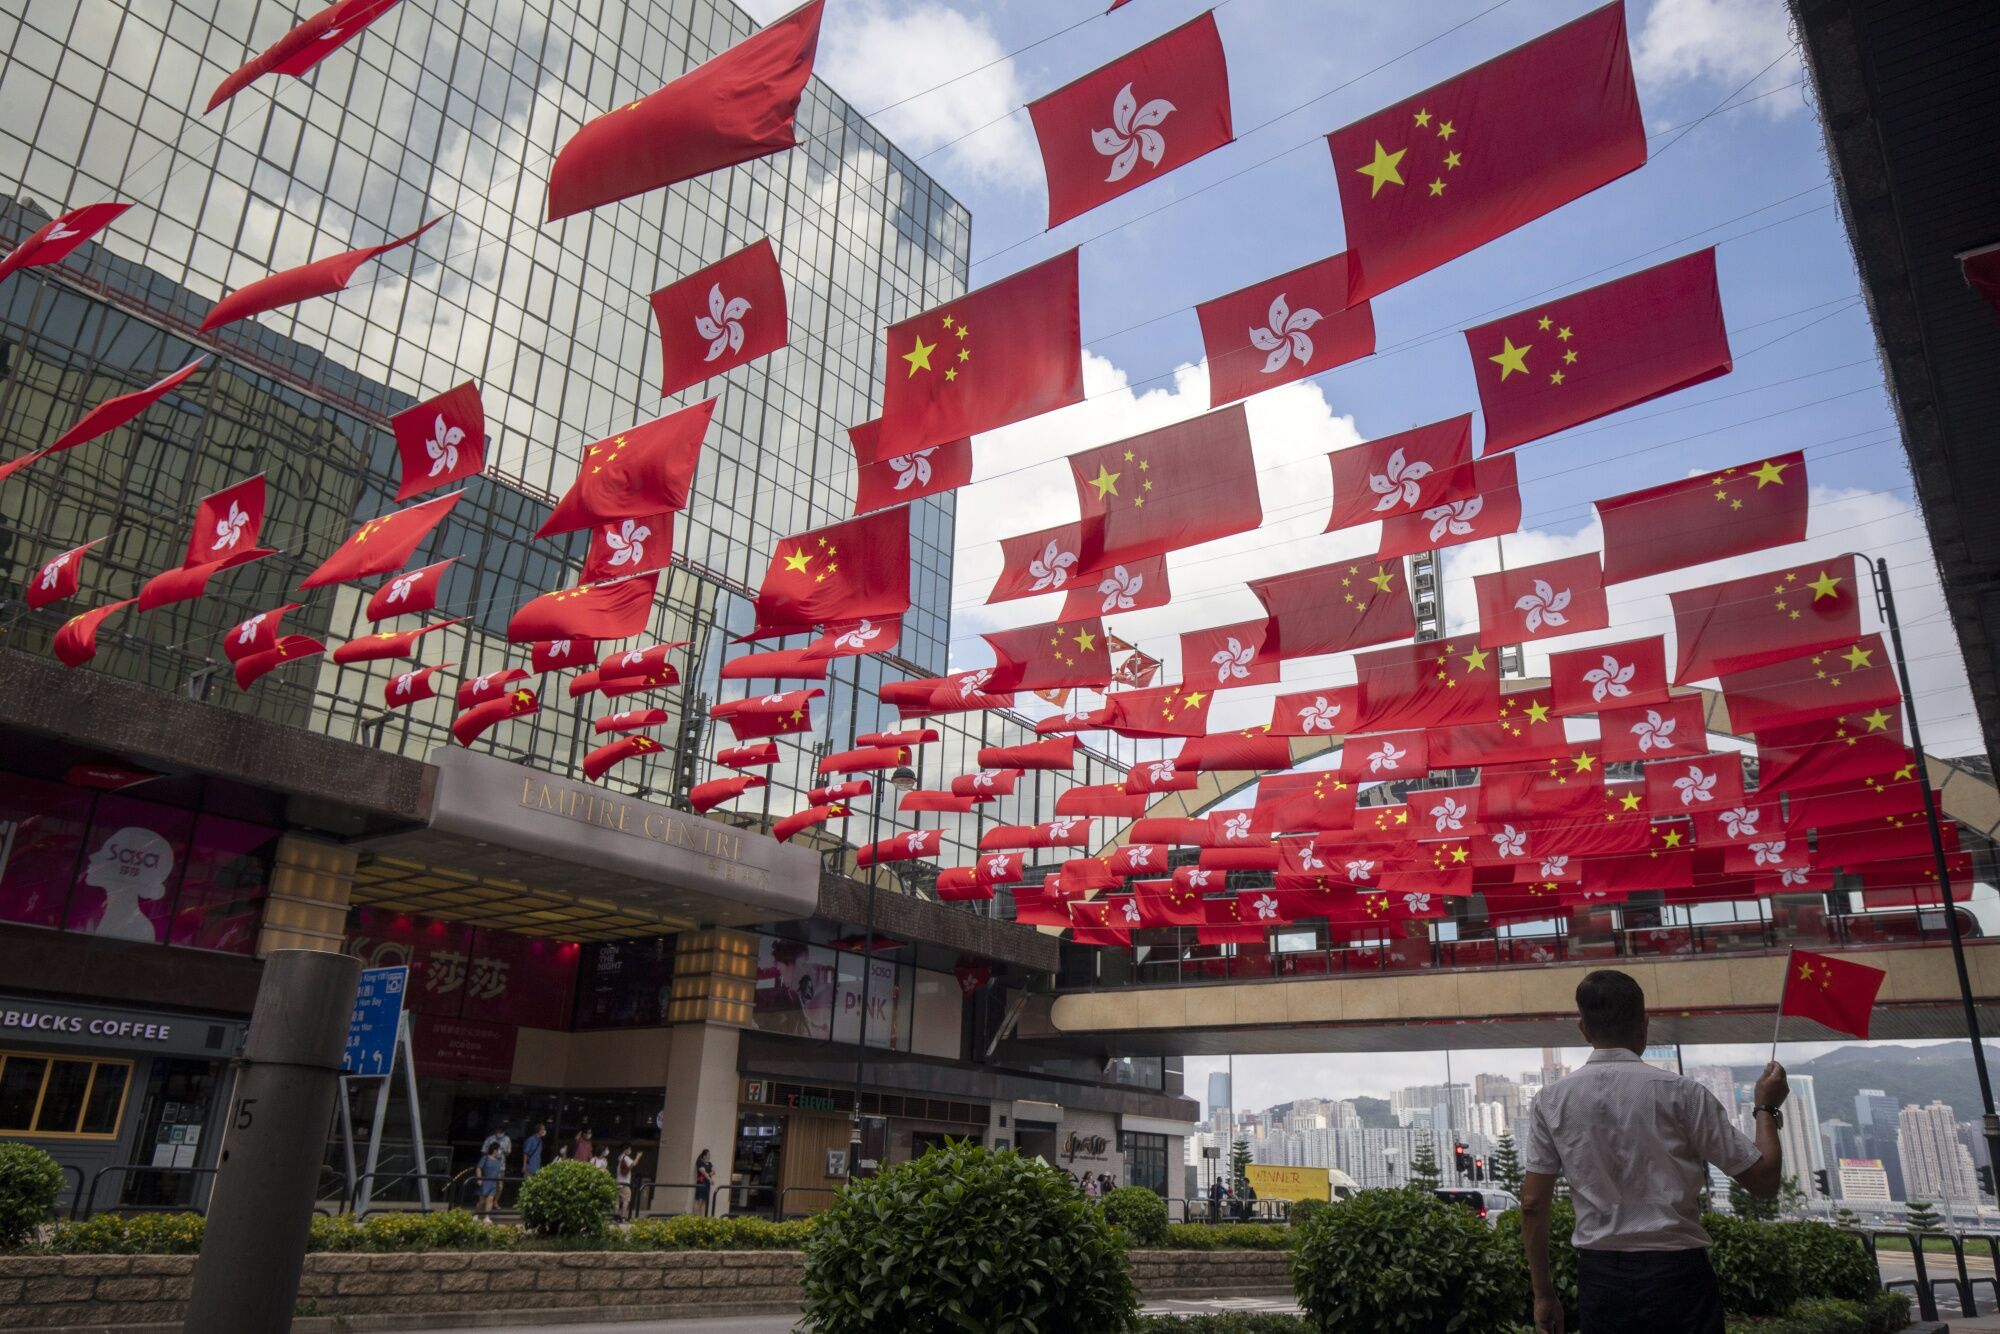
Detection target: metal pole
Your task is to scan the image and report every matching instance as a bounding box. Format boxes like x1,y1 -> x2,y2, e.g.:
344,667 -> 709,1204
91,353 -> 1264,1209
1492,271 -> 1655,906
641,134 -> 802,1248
847,846 -> 878,1186
1872,557 -> 2000,1177
398,1016 -> 430,1210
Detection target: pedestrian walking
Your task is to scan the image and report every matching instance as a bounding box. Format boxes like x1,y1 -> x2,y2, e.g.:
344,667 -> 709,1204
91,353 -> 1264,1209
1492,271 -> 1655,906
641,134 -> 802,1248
1082,1173 -> 1102,1202
1522,969 -> 1789,1334
616,1144 -> 637,1221
473,1143 -> 502,1218
523,1122 -> 546,1177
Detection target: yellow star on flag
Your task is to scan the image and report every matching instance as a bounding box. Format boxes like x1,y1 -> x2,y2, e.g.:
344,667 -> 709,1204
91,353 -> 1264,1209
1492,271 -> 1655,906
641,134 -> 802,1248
1073,628 -> 1096,654
1808,570 -> 1842,601
1751,460 -> 1788,487
1357,140 -> 1407,196
1861,708 -> 1891,731
902,335 -> 936,377
1368,567 -> 1396,594
1086,464 -> 1122,499
1841,644 -> 1874,670
1489,336 -> 1532,380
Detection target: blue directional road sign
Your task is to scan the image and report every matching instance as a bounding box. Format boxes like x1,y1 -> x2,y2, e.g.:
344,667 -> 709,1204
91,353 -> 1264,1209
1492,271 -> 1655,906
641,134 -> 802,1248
343,966 -> 408,1076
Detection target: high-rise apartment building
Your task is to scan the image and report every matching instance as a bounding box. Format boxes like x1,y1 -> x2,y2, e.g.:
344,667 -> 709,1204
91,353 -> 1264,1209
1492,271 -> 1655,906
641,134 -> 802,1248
1855,1090 -> 1907,1199
1899,1100 -> 1979,1209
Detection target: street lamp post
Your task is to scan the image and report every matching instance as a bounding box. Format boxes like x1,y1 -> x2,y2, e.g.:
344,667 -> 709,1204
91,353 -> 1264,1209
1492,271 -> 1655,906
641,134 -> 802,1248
848,763 -> 917,1186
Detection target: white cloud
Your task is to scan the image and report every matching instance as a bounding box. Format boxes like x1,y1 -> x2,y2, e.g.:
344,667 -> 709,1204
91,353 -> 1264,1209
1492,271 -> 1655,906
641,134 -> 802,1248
1633,0 -> 1804,119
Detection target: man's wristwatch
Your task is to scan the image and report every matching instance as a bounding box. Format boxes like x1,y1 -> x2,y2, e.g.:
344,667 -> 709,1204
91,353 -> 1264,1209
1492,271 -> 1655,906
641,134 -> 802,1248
1754,1103 -> 1785,1129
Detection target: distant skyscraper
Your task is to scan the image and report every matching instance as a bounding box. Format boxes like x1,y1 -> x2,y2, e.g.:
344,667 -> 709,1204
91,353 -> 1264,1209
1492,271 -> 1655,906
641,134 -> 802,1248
1899,1101 -> 1979,1213
1687,1065 -> 1739,1120
1778,1075 -> 1825,1197
1855,1089 -> 1907,1199
1209,1072 -> 1232,1117
1641,1044 -> 1681,1074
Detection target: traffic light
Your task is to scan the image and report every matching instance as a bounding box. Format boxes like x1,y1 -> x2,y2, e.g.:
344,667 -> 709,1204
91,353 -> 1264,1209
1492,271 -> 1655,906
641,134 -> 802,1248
1474,1156 -> 1486,1182
1813,1170 -> 1830,1197
1454,1142 -> 1470,1177
1980,1165 -> 1995,1198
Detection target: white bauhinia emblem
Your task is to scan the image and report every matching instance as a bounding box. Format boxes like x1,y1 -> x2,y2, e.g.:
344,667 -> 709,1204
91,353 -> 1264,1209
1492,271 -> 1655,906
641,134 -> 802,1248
1423,496 -> 1484,541
212,500 -> 250,551
1092,81 -> 1175,182
393,672 -> 417,696
1514,579 -> 1571,634
236,613 -> 268,645
46,221 -> 81,241
1028,539 -> 1078,591
1540,855 -> 1570,878
550,639 -> 571,658
1584,655 -> 1634,703
1252,894 -> 1279,920
1344,858 -> 1376,882
1431,797 -> 1467,833
1121,898 -> 1142,924
426,413 -> 466,476
1186,868 -> 1213,888
1673,765 -> 1717,806
972,769 -> 1001,790
834,619 -> 882,651
1528,944 -> 1556,963
470,673 -> 496,695
602,518 -> 651,568
622,650 -> 649,668
1720,806 -> 1760,838
1631,709 -> 1678,753
1298,695 -> 1342,733
902,831 -> 928,854
1147,760 -> 1178,783
384,571 -> 422,605
1045,817 -> 1080,840
1098,565 -> 1143,612
1223,812 -> 1252,841
1213,637 -> 1255,684
1368,447 -> 1434,512
39,553 -> 71,588
611,712 -> 636,726
1248,292 -> 1323,376
760,692 -> 786,705
1367,740 -> 1406,774
1492,824 -> 1527,858
696,284 -> 750,362
1127,846 -> 1152,870
1402,892 -> 1433,914
1778,867 -> 1811,887
985,854 -> 1011,876
1749,840 -> 1788,867
957,668 -> 993,696
890,448 -> 935,491
1297,841 -> 1324,871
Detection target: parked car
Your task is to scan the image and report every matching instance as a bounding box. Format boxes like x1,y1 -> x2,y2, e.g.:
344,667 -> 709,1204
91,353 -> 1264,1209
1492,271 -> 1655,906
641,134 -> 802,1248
1434,1188 -> 1520,1222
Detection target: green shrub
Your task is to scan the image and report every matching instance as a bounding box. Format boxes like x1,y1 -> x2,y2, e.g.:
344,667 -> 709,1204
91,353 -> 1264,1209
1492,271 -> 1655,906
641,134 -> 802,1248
308,1212 -> 364,1252
1132,1316 -> 1310,1333
1160,1222 -> 1292,1251
1778,1221 -> 1878,1303
0,1143 -> 65,1248
800,1141 -> 1137,1333
1284,1197 -> 1330,1230
41,1212 -> 206,1254
625,1214 -> 815,1250
1104,1186 -> 1169,1246
1291,1187 -> 1526,1332
1494,1198 -> 1578,1329
1707,1213 -> 1801,1317
348,1208 -> 518,1251
1725,1292 -> 1910,1333
516,1160 -> 617,1239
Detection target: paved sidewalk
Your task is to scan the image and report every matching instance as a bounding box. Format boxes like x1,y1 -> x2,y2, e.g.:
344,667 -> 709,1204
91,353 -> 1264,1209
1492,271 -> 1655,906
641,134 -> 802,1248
391,1295 -> 1304,1333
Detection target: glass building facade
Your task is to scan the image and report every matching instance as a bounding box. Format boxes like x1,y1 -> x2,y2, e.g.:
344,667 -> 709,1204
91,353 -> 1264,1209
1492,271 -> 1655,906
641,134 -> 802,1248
0,0 -> 1143,896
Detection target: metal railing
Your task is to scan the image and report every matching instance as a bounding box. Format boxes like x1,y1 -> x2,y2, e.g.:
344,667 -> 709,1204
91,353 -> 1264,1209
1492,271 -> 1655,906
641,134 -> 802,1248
1861,1228 -> 2000,1321
633,1180 -> 721,1217
75,1166 -> 218,1220
349,1170 -> 459,1219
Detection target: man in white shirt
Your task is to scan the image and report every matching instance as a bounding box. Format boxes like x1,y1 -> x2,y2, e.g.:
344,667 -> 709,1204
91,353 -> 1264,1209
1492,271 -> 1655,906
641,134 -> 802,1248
1522,969 -> 1789,1333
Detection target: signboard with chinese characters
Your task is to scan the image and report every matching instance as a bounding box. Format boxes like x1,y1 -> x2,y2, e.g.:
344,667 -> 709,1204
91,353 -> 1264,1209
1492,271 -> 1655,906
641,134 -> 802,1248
343,965 -> 407,1075
346,908 -> 577,1029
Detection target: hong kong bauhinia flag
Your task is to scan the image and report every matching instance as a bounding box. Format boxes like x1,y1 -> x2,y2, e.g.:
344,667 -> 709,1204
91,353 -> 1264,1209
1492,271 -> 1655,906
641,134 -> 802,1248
1070,404 -> 1262,566
365,558 -> 453,621
201,217 -> 443,331
1377,451 -> 1520,559
0,202 -> 131,282
1473,554 -> 1609,644
1184,618 -> 1279,691
206,0 -> 404,111
583,512 -> 673,582
226,604 -> 304,661
25,538 -> 104,610
333,618 -> 464,665
1548,635 -> 1669,715
1028,13 -> 1232,227
1597,451 -> 1806,583
138,474 -> 276,610
538,401 -> 715,537
1779,948 -> 1885,1039
854,438 -> 974,516
650,239 -> 788,398
385,663 -> 452,709
1328,3 -> 1646,304
1197,254 -> 1373,407
748,508 -> 910,638
301,490 -> 463,589
1670,556 -> 1861,682
392,382 -> 484,500
1325,416 -> 1473,533
1466,248 -> 1732,453
878,250 -> 1083,455
548,0 -> 823,218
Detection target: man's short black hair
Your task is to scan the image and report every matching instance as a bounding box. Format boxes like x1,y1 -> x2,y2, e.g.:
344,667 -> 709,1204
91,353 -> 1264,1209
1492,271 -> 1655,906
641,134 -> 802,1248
1576,969 -> 1648,1046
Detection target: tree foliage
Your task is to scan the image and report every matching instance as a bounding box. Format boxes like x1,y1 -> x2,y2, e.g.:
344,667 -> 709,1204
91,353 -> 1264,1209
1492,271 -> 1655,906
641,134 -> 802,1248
1291,1187 -> 1525,1332
1490,1133 -> 1524,1195
1229,1138 -> 1253,1193
1407,1138 -> 1443,1190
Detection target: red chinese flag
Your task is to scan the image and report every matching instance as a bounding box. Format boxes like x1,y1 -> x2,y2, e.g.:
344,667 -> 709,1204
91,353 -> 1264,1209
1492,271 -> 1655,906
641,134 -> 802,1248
598,666 -> 677,699
1027,12 -> 1233,227
1549,635 -> 1668,715
855,437 -> 974,516
601,709 -> 671,737
978,737 -> 1077,771
301,491 -> 463,589
53,598 -> 136,668
532,638 -> 595,672
1719,636 -> 1899,734
1103,681 -> 1213,738
25,538 -> 104,611
1175,729 -> 1292,772
1474,555 -> 1609,644
804,615 -> 901,661
332,617 -> 463,664
749,508 -> 910,638
1481,751 -> 1606,823
1599,694 -> 1710,763
1058,784 -> 1147,818
457,668 -> 531,709
585,735 -> 667,782
452,688 -> 539,746
1197,254 -> 1373,407
935,869 -> 991,902
1597,451 -> 1806,584
201,217 -> 441,331
505,573 -> 660,642
818,746 -> 911,776
1643,752 -> 1746,818
537,402 -> 715,537
1340,730 -> 1429,784
902,790 -> 980,815
1467,249 -> 1731,453
774,805 -> 846,843
233,634 -> 325,690
1329,3 -> 1645,304
1671,556 -> 1862,683
224,604 -> 303,661
857,828 -> 943,867
45,359 -> 206,458
1256,772 -> 1357,832
712,689 -> 821,741
877,250 -> 1083,455
1780,949 -> 1885,1040
391,381 -> 484,500
548,0 -> 823,218
365,558 -> 454,621
1755,709 -> 1906,793
1267,685 -> 1358,738
0,202 -> 131,282
1182,618 -> 1279,692
1351,638 -> 1500,731
1070,404 -> 1261,567
1377,452 -> 1521,560
600,641 -> 688,683
384,663 -> 452,709
1252,558 -> 1415,659
977,619 -> 1110,692
206,0 -> 402,111
689,773 -> 764,810
1429,691 -> 1572,767
952,769 -> 1021,798
1325,416 -> 1474,532
650,239 -> 788,397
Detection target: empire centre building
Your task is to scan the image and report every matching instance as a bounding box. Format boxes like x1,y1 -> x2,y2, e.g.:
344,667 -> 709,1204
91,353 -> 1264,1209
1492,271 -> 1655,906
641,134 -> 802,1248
0,0 -> 1194,1217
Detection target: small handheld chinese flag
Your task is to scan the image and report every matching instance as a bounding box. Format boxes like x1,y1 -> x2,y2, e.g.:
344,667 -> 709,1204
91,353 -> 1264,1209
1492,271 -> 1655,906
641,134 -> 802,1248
1780,949 -> 1886,1039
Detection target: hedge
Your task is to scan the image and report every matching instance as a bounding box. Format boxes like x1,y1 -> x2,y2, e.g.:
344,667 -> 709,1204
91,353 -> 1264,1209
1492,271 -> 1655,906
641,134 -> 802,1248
1128,1294 -> 1910,1334
1158,1222 -> 1292,1250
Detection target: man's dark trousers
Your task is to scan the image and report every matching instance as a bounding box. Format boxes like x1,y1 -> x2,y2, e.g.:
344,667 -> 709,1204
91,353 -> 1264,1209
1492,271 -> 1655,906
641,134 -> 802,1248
1576,1247 -> 1726,1333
